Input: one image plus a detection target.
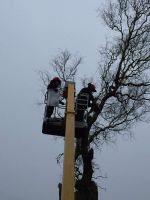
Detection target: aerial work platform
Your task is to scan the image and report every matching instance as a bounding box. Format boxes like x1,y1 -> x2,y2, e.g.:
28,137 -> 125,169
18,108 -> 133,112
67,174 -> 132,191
42,118 -> 87,138
42,81 -> 89,200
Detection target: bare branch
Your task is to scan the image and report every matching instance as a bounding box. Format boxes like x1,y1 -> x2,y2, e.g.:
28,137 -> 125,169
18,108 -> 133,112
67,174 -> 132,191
51,50 -> 82,82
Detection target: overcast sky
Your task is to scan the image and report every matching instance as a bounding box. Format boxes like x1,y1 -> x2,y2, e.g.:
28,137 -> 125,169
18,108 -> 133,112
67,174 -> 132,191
0,0 -> 150,200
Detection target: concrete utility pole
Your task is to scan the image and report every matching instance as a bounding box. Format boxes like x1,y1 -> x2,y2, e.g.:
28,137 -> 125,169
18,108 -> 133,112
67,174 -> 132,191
61,82 -> 75,200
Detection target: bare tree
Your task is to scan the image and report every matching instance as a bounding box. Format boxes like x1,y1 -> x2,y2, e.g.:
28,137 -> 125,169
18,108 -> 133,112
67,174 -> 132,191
51,49 -> 82,82
75,0 -> 150,199
89,0 -> 150,143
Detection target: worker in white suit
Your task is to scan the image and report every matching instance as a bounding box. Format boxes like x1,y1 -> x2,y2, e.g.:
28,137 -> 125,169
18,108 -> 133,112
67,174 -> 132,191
44,77 -> 64,118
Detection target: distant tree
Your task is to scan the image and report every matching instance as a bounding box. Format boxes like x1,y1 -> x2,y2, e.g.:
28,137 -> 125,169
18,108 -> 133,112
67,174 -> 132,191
40,0 -> 150,199
39,49 -> 82,86
38,49 -> 82,104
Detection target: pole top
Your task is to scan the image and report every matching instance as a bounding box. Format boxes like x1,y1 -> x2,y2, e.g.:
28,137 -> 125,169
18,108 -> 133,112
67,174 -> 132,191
65,81 -> 75,86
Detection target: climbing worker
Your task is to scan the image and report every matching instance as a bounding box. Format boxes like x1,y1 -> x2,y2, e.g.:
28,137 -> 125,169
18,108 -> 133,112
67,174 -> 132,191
44,77 -> 64,120
75,83 -> 97,122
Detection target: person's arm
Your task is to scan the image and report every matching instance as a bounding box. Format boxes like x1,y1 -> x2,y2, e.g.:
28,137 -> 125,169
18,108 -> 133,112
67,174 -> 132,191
88,93 -> 95,107
90,94 -> 100,111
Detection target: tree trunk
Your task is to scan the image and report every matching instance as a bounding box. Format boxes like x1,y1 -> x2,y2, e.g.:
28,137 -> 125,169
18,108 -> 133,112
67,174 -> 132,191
75,180 -> 98,200
75,133 -> 98,200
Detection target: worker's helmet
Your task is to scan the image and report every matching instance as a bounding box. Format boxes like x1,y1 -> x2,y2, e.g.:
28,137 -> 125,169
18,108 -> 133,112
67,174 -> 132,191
88,83 -> 96,92
53,77 -> 61,83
